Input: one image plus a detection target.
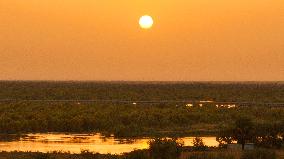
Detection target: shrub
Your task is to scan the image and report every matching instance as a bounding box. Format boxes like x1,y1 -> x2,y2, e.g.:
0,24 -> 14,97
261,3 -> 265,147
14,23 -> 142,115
31,153 -> 54,159
188,152 -> 236,159
124,149 -> 149,159
192,137 -> 207,151
149,138 -> 183,159
241,149 -> 276,159
80,149 -> 98,159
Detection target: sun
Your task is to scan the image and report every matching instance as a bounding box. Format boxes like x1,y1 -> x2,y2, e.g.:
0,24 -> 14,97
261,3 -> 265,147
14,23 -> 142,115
139,15 -> 153,29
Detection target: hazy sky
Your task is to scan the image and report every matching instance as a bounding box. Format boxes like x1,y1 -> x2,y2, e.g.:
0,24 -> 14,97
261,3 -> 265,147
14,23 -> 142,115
0,0 -> 283,81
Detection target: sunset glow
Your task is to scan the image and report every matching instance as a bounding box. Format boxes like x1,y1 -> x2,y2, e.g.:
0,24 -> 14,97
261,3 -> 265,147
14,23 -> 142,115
0,0 -> 283,81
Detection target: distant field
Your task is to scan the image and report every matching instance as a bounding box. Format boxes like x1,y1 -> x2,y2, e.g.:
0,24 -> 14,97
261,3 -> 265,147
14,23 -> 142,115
0,81 -> 283,102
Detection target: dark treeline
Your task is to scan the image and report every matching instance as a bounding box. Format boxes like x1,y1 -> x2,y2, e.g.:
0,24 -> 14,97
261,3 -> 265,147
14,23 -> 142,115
0,81 -> 283,102
1,102 -> 284,137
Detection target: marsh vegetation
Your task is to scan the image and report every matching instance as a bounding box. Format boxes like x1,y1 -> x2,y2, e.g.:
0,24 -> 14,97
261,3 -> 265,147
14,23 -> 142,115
1,101 -> 284,137
0,81 -> 283,158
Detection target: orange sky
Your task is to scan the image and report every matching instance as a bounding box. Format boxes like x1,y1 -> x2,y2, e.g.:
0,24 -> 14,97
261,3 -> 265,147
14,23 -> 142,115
0,0 -> 283,81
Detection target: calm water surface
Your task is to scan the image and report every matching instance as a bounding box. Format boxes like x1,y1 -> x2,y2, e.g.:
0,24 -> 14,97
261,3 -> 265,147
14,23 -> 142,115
0,133 -> 218,154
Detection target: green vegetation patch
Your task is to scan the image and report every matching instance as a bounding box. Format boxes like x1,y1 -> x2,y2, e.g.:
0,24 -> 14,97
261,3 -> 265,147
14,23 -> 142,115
0,102 -> 284,137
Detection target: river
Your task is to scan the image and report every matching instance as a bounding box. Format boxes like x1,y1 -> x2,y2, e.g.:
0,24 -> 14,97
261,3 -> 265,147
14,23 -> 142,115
0,133 -> 218,154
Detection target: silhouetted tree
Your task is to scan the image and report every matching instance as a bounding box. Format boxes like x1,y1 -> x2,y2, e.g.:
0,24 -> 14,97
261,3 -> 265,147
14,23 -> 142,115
232,117 -> 255,150
217,117 -> 255,150
192,137 -> 207,151
149,138 -> 183,159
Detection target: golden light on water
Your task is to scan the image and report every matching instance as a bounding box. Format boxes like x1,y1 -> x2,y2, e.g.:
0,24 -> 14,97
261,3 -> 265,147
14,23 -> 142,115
0,133 -> 218,154
139,15 -> 153,29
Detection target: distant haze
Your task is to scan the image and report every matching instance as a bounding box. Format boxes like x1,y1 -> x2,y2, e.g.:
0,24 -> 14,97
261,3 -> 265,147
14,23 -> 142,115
0,0 -> 283,81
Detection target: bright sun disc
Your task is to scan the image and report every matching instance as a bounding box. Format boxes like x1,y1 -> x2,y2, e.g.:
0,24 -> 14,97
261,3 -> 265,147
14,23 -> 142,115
139,15 -> 153,29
